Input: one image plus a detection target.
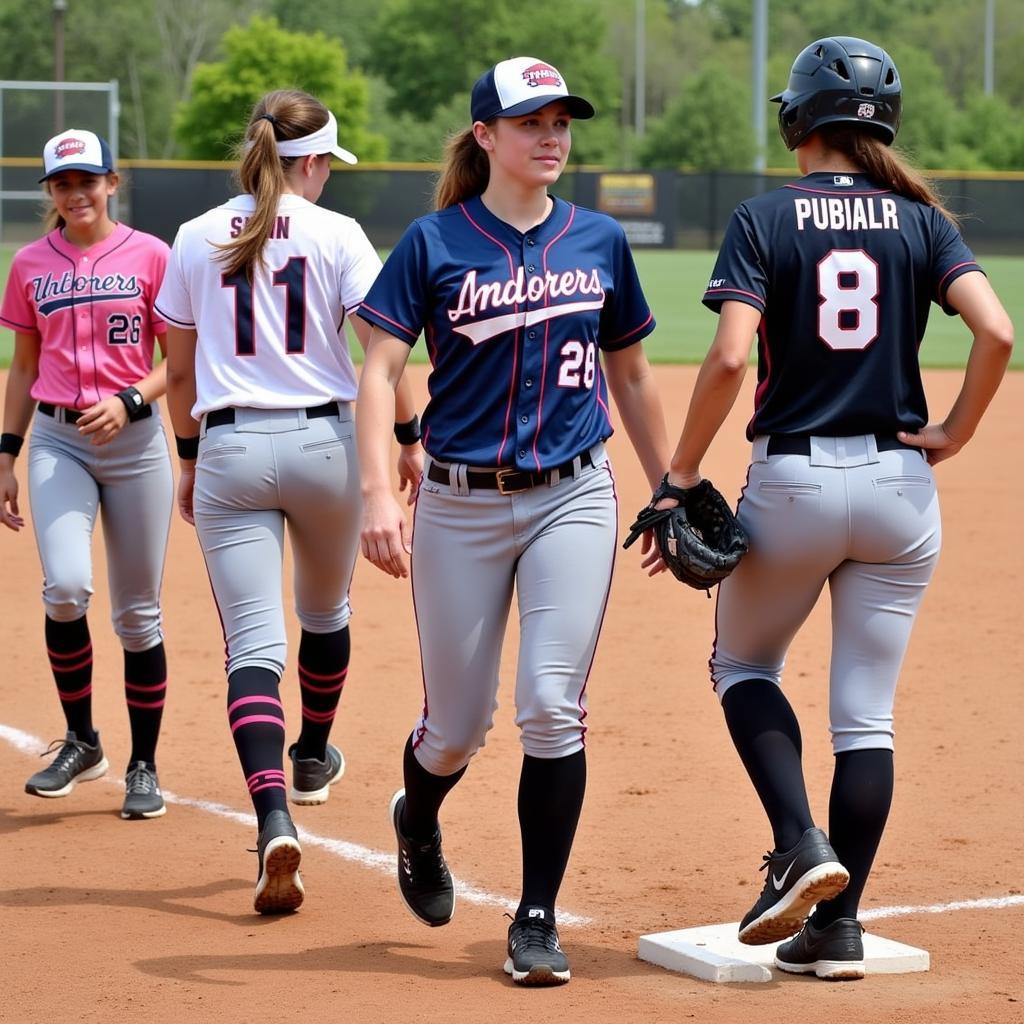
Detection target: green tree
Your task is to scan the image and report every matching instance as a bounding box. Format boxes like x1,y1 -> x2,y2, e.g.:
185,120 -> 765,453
639,65 -> 753,170
174,16 -> 386,162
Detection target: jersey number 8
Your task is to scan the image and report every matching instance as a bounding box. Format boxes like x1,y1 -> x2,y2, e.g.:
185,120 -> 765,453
817,249 -> 879,351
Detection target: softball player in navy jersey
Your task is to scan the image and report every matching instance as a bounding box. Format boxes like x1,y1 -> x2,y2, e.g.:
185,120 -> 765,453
159,90 -> 422,914
357,57 -> 670,985
650,38 -> 1012,978
0,130 -> 173,820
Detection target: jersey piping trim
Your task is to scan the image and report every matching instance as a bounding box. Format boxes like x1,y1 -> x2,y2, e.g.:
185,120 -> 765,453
358,302 -> 417,342
533,204 -> 576,469
936,260 -> 980,297
0,314 -> 38,331
153,301 -> 195,328
457,201 -> 520,466
704,287 -> 766,309
783,184 -> 891,196
606,310 -> 654,346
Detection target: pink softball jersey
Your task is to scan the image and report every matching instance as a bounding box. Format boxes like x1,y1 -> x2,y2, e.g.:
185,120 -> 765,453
0,224 -> 170,409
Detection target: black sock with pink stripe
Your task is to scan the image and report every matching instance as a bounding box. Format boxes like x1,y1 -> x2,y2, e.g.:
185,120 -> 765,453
227,666 -> 288,830
294,627 -> 350,760
45,615 -> 96,746
124,642 -> 167,766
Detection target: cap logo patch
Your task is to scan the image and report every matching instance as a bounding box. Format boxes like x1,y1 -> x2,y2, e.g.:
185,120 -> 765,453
522,62 -> 561,89
55,137 -> 86,159
857,103 -> 876,118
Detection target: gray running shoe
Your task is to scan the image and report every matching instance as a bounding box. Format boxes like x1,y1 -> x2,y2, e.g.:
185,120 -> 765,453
287,743 -> 345,805
121,762 -> 166,820
25,731 -> 108,798
775,916 -> 866,980
504,908 -> 571,985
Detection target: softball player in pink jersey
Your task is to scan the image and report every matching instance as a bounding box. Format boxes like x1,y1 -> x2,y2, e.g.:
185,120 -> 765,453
160,90 -> 422,914
0,130 -> 174,820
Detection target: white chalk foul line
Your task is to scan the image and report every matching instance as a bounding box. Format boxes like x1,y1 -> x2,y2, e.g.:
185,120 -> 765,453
0,723 -> 589,926
860,895 -> 1024,920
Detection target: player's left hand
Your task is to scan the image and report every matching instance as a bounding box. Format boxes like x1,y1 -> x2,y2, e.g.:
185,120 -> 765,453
396,442 -> 423,506
76,396 -> 129,445
177,463 -> 196,526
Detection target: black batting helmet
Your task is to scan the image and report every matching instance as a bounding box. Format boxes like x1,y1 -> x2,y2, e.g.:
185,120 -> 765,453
772,36 -> 901,151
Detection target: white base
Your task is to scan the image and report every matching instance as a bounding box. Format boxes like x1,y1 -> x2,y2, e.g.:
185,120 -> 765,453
638,921 -> 929,983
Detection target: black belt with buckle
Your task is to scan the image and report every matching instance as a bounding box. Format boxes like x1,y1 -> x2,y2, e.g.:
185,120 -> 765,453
206,402 -> 339,429
426,451 -> 594,494
767,434 -> 918,457
38,401 -> 152,424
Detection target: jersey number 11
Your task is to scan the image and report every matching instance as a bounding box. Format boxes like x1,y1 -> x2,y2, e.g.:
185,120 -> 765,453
222,257 -> 307,356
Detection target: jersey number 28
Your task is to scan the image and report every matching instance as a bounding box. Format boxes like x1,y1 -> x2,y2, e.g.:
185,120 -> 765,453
222,257 -> 306,356
817,249 -> 879,351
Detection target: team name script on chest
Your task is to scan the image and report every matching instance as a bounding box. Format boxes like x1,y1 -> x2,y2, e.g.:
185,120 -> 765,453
447,267 -> 606,345
793,196 -> 899,232
32,270 -> 142,316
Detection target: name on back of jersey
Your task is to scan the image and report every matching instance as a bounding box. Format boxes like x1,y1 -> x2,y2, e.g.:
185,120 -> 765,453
794,196 -> 899,232
229,215 -> 291,239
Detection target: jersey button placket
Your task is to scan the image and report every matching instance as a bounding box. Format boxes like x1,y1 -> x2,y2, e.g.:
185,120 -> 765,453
517,240 -> 542,469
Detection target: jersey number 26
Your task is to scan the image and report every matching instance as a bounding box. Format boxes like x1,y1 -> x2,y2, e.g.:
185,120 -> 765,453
222,257 -> 307,356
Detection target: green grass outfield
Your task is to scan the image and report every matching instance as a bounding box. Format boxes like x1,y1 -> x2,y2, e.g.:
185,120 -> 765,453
0,247 -> 1019,369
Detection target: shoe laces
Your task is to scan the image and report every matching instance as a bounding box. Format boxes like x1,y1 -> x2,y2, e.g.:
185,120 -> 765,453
42,737 -> 86,772
125,763 -> 155,795
508,915 -> 561,953
405,833 -> 447,883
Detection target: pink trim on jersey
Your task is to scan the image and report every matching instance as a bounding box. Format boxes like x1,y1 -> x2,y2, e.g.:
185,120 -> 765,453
532,205 -> 577,469
227,694 -> 284,715
783,184 -> 891,196
936,261 -> 979,298
705,287 -> 765,307
0,224 -> 169,409
606,310 -> 654,346
458,202 -> 519,465
359,302 -> 418,342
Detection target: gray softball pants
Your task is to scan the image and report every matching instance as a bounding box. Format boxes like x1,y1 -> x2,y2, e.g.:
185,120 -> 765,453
408,445 -> 617,776
710,434 -> 942,753
27,407 -> 173,651
193,404 -> 361,679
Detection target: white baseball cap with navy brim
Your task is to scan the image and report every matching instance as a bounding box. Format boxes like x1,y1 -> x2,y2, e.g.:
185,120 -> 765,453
471,57 -> 595,123
40,129 -> 115,182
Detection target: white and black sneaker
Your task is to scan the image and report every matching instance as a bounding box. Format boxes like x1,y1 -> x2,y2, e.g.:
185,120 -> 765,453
775,916 -> 865,980
503,908 -> 571,986
121,761 -> 166,819
25,731 -> 108,798
287,743 -> 345,805
253,809 -> 304,914
389,789 -> 455,927
738,827 -> 849,945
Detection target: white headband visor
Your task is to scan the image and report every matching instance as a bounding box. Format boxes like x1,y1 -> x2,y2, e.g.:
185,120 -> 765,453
276,112 -> 357,165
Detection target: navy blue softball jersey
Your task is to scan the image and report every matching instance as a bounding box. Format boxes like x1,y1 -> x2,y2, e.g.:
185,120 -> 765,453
358,195 -> 655,469
703,172 -> 982,439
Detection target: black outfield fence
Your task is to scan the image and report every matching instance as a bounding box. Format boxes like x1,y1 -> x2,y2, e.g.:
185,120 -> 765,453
2,161 -> 1021,253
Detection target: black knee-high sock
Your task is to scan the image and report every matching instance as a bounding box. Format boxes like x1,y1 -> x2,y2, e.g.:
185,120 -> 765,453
227,666 -> 288,831
124,642 -> 167,766
295,627 -> 349,760
813,749 -> 894,927
45,615 -> 96,745
400,734 -> 466,841
517,750 -> 587,919
722,679 -> 815,852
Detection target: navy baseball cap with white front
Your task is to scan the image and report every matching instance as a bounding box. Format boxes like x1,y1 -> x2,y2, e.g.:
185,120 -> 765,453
40,129 -> 115,182
471,57 -> 595,122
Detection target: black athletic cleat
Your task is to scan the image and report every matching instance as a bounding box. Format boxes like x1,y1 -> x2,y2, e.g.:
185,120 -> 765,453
25,731 -> 108,798
738,827 -> 850,944
503,908 -> 571,985
253,809 -> 304,914
775,916 -> 866,979
287,743 -> 345,805
390,788 -> 455,927
121,761 -> 166,819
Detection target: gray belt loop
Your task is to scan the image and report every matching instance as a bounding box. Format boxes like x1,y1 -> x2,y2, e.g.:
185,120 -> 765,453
752,436 -> 770,463
572,454 -> 582,480
446,462 -> 470,496
200,413 -> 209,440
298,407 -> 309,428
548,466 -> 561,487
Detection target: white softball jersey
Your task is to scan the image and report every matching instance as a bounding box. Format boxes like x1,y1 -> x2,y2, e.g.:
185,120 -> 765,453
156,193 -> 381,417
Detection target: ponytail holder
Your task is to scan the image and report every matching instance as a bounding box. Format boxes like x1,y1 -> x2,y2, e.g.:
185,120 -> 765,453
258,113 -> 278,126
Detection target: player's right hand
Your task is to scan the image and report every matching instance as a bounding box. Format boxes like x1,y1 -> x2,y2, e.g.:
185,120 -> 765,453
177,463 -> 196,526
0,465 -> 25,531
360,490 -> 411,578
897,423 -> 965,466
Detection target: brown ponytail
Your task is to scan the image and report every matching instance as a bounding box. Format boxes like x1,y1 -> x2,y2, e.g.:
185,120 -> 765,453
433,126 -> 491,210
215,89 -> 331,281
818,124 -> 960,228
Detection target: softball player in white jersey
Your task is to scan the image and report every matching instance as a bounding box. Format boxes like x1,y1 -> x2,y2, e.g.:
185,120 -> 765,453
0,129 -> 173,821
159,90 -> 422,914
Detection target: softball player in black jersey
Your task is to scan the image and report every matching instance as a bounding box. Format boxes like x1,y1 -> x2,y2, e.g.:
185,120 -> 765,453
648,37 -> 1012,978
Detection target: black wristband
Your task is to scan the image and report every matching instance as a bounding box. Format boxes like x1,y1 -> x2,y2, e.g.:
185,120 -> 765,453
175,434 -> 200,460
115,386 -> 147,422
394,414 -> 421,446
0,432 -> 24,458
